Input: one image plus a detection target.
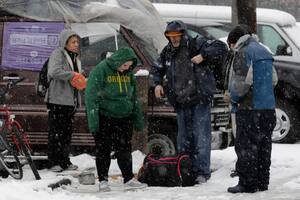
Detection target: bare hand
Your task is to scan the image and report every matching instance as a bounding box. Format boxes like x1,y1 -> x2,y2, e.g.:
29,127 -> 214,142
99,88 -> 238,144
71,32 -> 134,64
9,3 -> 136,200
223,90 -> 231,103
154,85 -> 164,98
191,54 -> 204,64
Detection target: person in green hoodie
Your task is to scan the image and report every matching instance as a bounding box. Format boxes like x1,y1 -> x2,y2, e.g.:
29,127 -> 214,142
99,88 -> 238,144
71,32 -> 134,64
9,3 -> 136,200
85,47 -> 146,192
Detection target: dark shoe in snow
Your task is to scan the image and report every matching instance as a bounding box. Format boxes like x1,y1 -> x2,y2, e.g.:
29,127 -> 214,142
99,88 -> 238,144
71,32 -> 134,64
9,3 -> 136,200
227,184 -> 257,193
258,185 -> 268,191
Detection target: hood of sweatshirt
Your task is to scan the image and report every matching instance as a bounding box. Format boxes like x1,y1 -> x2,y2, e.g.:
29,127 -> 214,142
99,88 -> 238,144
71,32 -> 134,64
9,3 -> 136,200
106,47 -> 137,71
59,29 -> 80,49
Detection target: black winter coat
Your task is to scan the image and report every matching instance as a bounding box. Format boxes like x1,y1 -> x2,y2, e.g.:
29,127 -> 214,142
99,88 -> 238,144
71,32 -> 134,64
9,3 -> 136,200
151,36 -> 227,108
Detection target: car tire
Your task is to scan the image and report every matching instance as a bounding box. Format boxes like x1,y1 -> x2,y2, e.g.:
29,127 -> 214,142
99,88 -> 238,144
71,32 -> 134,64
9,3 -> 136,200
273,98 -> 300,143
146,134 -> 176,156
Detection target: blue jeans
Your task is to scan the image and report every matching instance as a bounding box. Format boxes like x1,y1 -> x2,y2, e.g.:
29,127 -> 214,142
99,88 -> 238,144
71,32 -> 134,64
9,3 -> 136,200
176,104 -> 211,178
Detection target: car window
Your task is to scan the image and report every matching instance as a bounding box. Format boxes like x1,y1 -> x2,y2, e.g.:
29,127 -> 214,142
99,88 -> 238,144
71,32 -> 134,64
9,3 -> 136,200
80,32 -> 142,74
186,24 -> 231,40
186,29 -> 204,38
201,26 -> 230,39
257,25 -> 290,56
283,24 -> 300,51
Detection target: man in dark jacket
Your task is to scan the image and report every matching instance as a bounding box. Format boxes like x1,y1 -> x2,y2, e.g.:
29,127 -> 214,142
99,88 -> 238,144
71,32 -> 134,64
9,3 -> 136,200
225,25 -> 276,193
151,20 -> 227,183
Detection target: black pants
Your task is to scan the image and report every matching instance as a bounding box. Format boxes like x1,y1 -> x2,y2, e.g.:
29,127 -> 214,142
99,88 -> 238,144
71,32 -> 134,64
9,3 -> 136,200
47,103 -> 75,169
235,109 -> 276,190
93,114 -> 134,183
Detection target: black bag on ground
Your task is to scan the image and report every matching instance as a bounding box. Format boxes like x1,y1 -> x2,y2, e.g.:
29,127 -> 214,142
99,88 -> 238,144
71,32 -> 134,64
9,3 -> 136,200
137,154 -> 195,187
36,58 -> 49,97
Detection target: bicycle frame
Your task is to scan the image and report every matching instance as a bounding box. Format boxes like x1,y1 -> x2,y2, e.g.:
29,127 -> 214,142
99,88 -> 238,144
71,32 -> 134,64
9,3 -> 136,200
0,105 -> 32,153
0,77 -> 41,180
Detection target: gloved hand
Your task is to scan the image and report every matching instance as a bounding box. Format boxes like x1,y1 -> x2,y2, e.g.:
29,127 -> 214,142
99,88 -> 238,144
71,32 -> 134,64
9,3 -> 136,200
70,72 -> 86,90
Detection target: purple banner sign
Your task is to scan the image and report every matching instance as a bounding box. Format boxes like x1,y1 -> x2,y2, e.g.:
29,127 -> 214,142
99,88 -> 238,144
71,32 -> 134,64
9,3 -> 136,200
1,22 -> 64,71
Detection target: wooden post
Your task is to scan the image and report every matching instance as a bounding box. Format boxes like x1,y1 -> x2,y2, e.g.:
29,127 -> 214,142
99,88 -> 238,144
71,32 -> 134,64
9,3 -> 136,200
132,74 -> 149,153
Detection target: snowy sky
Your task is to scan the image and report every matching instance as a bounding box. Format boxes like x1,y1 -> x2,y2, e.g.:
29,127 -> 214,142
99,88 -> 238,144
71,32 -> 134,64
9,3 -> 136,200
0,143 -> 300,200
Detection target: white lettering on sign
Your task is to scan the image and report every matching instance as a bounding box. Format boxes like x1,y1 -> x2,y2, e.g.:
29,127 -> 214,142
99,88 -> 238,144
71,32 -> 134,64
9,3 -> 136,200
9,33 -> 59,46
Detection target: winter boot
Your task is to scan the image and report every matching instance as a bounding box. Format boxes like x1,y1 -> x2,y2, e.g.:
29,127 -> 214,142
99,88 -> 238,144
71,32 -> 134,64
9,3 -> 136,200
227,184 -> 257,193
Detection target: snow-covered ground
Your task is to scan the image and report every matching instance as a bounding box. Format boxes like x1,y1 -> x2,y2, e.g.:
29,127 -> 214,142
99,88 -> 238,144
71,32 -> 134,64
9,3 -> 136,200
1,143 -> 300,200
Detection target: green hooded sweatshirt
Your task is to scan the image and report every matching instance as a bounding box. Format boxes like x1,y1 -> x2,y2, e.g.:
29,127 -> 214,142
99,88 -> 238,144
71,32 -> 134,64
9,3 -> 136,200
85,47 -> 144,133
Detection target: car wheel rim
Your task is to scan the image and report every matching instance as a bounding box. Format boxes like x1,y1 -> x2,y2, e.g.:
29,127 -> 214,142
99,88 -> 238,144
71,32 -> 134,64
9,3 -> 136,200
272,108 -> 290,141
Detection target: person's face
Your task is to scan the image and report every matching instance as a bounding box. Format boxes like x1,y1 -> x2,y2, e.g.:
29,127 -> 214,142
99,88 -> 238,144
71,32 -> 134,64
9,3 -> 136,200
230,43 -> 236,49
65,36 -> 80,53
169,35 -> 182,48
117,60 -> 133,73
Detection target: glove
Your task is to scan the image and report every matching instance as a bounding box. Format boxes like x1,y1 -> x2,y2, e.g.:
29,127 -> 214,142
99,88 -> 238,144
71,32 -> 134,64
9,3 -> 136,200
70,72 -> 86,90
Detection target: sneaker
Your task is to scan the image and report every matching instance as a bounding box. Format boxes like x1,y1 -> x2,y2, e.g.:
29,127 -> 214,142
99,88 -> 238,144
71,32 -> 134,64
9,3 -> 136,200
66,164 -> 78,171
125,178 -> 147,189
99,180 -> 111,192
49,165 -> 63,172
195,176 -> 208,184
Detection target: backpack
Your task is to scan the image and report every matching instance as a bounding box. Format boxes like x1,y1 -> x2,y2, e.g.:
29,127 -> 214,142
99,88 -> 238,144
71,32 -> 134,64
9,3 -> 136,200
137,153 -> 195,187
36,58 -> 49,97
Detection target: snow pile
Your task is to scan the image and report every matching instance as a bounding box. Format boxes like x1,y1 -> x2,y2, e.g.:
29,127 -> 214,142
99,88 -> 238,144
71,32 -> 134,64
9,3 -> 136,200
0,144 -> 300,200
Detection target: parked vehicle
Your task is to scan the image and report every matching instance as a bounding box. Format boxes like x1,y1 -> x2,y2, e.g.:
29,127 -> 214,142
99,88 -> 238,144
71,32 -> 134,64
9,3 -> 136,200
0,1 -> 232,157
154,3 -> 300,143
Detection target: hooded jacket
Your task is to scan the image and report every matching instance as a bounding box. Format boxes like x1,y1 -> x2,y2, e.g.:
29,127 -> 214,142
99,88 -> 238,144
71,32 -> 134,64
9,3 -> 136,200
228,34 -> 275,110
85,47 -> 144,133
46,29 -> 82,106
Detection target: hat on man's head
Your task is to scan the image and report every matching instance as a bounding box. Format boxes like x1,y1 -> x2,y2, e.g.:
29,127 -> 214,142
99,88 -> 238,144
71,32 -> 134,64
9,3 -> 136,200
227,24 -> 251,45
164,20 -> 186,37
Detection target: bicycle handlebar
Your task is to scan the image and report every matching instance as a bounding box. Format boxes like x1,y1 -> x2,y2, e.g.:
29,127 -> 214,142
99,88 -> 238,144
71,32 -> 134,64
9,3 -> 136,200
0,76 -> 25,101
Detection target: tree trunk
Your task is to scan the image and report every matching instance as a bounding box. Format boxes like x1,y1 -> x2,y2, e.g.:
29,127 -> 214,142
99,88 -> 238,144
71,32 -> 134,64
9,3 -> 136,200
232,0 -> 257,33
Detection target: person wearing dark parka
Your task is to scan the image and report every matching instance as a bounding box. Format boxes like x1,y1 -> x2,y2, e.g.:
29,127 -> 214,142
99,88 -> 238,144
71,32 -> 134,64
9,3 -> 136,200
151,20 -> 228,184
224,25 -> 276,193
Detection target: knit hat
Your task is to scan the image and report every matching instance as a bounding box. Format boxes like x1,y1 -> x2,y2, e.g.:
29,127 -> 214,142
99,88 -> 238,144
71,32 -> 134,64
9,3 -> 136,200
227,24 -> 251,45
164,20 -> 186,38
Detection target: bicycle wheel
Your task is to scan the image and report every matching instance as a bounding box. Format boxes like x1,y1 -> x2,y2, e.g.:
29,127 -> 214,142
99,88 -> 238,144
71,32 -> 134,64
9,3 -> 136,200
0,135 -> 23,179
11,123 -> 41,180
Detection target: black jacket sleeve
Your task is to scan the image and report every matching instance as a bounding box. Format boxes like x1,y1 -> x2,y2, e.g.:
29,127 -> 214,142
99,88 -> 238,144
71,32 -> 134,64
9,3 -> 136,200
196,37 -> 228,64
150,49 -> 167,87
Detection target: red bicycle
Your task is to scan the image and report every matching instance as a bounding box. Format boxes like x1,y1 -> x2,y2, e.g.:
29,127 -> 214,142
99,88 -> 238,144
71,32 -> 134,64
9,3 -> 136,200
0,75 -> 41,180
